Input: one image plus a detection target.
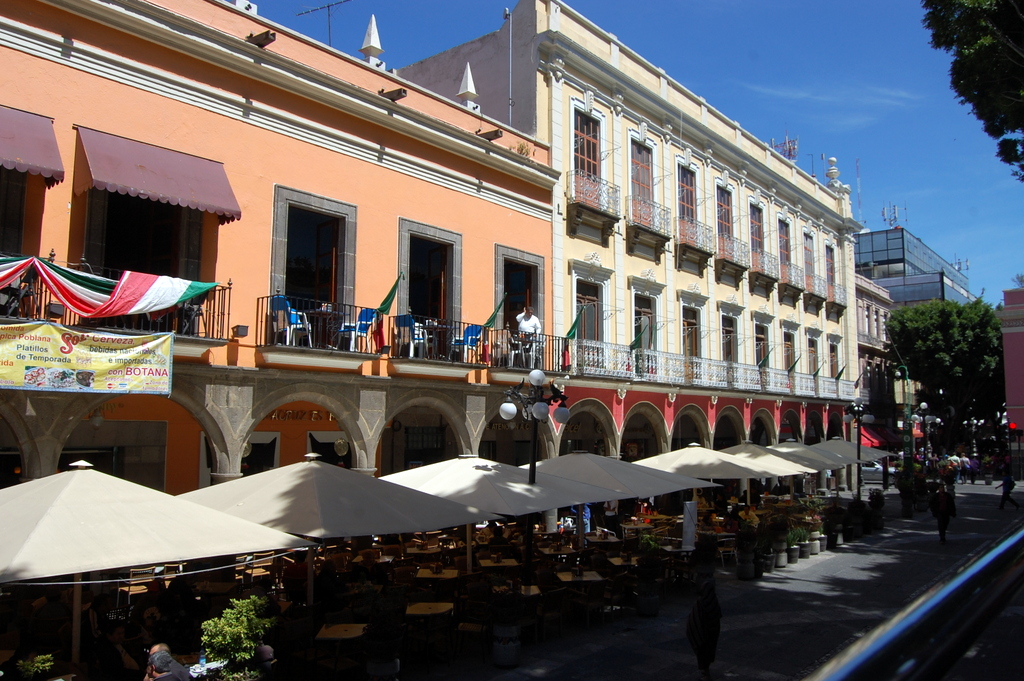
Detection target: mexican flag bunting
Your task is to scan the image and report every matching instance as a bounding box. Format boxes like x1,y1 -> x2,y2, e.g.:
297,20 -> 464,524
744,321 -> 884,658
0,257 -> 217,318
835,365 -> 846,381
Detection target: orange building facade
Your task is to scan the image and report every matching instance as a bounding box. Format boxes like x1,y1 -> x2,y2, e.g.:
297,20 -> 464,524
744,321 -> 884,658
0,0 -> 562,491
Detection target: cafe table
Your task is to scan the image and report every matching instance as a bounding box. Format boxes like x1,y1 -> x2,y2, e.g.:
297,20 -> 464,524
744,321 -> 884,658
415,568 -> 459,580
316,623 -> 368,641
584,534 -> 621,545
556,570 -> 603,583
406,602 -> 454,616
477,559 -> 519,569
538,546 -> 576,556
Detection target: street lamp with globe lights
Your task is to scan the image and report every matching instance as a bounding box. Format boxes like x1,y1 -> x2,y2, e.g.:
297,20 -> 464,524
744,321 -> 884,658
499,369 -> 570,586
844,397 -> 875,499
911,402 -> 941,461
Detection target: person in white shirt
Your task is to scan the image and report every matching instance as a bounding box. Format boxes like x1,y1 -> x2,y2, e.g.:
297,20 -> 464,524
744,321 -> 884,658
516,306 -> 542,335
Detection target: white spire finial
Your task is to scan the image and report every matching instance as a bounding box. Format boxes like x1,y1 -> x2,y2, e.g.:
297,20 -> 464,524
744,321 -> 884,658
360,15 -> 385,68
458,63 -> 480,111
458,63 -> 478,101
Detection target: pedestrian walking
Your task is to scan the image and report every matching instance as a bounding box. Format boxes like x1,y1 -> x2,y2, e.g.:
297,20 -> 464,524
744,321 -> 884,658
969,457 -> 979,484
996,474 -> 1019,510
686,578 -> 722,681
929,483 -> 956,544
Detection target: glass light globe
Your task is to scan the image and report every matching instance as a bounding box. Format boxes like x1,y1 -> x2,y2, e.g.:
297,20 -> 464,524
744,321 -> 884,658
863,414 -> 875,424
528,369 -> 546,387
531,401 -> 550,421
552,406 -> 571,424
919,402 -> 929,411
843,414 -> 854,423
499,401 -> 518,421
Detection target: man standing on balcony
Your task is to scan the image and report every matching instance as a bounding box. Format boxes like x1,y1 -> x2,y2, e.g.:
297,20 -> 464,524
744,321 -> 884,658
516,306 -> 542,334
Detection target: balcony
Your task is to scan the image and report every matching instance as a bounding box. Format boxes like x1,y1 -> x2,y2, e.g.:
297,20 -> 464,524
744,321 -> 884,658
634,348 -> 689,384
803,273 -> 828,312
779,262 -> 804,301
816,376 -> 838,399
567,338 -> 633,379
748,249 -> 779,294
715,233 -> 749,284
762,367 -> 791,394
826,283 -> 848,318
567,170 -> 621,246
858,332 -> 885,351
793,372 -> 817,397
485,330 -> 569,380
675,217 -> 715,276
838,379 -> 856,400
729,362 -> 762,391
625,195 -> 672,264
689,357 -> 729,389
0,259 -> 232,358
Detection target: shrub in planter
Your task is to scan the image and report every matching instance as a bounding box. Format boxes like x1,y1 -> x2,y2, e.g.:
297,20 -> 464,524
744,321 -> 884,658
16,654 -> 54,680
736,524 -> 758,580
200,596 -> 275,680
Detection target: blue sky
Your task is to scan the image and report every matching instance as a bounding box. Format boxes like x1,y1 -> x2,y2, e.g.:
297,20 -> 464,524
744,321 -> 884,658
260,0 -> 1021,305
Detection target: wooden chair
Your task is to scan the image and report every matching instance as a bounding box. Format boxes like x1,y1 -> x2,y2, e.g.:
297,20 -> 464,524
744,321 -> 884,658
455,597 -> 490,660
717,538 -> 737,566
568,580 -> 607,628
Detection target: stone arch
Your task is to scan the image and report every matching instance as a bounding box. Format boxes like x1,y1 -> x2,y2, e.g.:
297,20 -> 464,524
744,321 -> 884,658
712,405 -> 745,449
251,383 -> 365,468
779,409 -> 802,443
621,401 -> 671,457
557,397 -> 618,457
671,404 -> 711,448
383,388 -> 474,463
749,408 -> 778,445
805,410 -> 826,445
826,411 -> 845,440
481,398 -> 559,462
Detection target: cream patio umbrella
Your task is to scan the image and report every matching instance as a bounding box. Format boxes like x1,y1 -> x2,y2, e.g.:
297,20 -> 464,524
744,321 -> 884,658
182,455 -> 501,605
721,442 -> 820,502
180,456 -> 499,538
771,439 -> 859,468
0,465 -> 314,663
635,443 -> 806,479
382,456 -> 622,517
814,437 -> 891,463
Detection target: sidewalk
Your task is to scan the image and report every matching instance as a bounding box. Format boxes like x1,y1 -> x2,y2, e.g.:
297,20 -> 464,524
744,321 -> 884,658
398,481 -> 1023,681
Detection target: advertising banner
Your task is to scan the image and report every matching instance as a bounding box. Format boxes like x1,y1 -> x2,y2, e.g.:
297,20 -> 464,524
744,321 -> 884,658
0,321 -> 173,395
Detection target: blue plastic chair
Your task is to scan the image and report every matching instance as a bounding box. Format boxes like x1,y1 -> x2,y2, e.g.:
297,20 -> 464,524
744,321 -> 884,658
339,307 -> 377,352
393,314 -> 426,357
452,324 -> 483,363
268,295 -> 310,346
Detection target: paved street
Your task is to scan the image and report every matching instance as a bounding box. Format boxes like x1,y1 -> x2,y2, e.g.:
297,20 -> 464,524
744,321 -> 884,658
402,481 -> 1024,681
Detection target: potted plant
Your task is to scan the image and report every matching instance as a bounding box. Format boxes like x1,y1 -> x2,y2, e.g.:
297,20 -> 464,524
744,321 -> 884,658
982,456 -> 995,484
200,596 -> 275,680
16,653 -> 54,680
490,585 -> 525,666
767,516 -> 789,568
824,504 -> 846,548
736,523 -> 758,581
793,527 -> 812,559
785,528 -> 801,565
633,531 -> 665,616
756,532 -> 774,574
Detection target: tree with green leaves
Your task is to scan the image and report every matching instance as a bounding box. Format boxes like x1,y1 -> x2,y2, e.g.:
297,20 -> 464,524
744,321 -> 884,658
1013,272 -> 1024,288
922,0 -> 1024,179
886,299 -> 1004,452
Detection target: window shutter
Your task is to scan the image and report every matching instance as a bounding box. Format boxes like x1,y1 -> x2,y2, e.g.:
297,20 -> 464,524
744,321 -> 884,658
83,188 -> 108,270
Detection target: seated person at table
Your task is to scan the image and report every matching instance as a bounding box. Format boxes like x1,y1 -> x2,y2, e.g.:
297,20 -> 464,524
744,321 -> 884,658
738,505 -> 760,526
144,645 -> 189,681
93,621 -> 142,681
699,511 -> 718,533
349,550 -> 389,586
488,526 -> 512,547
721,509 -> 741,534
516,306 -> 542,335
476,520 -> 499,545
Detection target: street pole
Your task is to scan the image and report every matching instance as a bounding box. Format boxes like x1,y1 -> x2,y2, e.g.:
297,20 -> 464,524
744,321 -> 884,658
524,412 -> 538,586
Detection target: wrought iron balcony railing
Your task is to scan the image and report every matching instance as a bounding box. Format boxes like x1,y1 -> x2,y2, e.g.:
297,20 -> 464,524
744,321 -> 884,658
676,217 -> 716,254
626,195 -> 672,238
568,169 -> 620,216
806,273 -> 828,298
729,362 -> 762,391
567,338 -> 634,379
780,262 -> 804,289
793,372 -> 817,396
717,234 -> 750,268
828,283 -> 848,306
750,249 -> 780,279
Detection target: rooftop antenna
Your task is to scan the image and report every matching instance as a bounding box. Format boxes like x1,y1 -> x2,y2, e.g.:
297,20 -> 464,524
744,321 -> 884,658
771,131 -> 798,161
504,8 -> 513,126
296,0 -> 354,48
856,158 -> 863,224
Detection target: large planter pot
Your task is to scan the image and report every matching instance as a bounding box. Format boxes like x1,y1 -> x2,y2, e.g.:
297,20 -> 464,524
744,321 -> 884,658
872,510 -> 884,530
492,623 -> 522,667
985,474 -> 994,485
901,499 -> 915,518
736,549 -> 756,581
834,524 -> 845,546
753,554 -> 765,578
852,522 -> 864,539
775,550 -> 788,568
761,553 -> 775,573
798,542 -> 812,559
818,536 -> 827,553
808,538 -> 820,555
786,546 -> 800,564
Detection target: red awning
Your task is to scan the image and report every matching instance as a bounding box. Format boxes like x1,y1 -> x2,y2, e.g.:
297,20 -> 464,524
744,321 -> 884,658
74,127 -> 241,224
0,105 -> 65,186
860,424 -> 893,449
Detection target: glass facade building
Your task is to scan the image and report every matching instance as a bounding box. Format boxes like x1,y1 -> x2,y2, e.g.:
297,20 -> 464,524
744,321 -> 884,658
854,227 -> 974,305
